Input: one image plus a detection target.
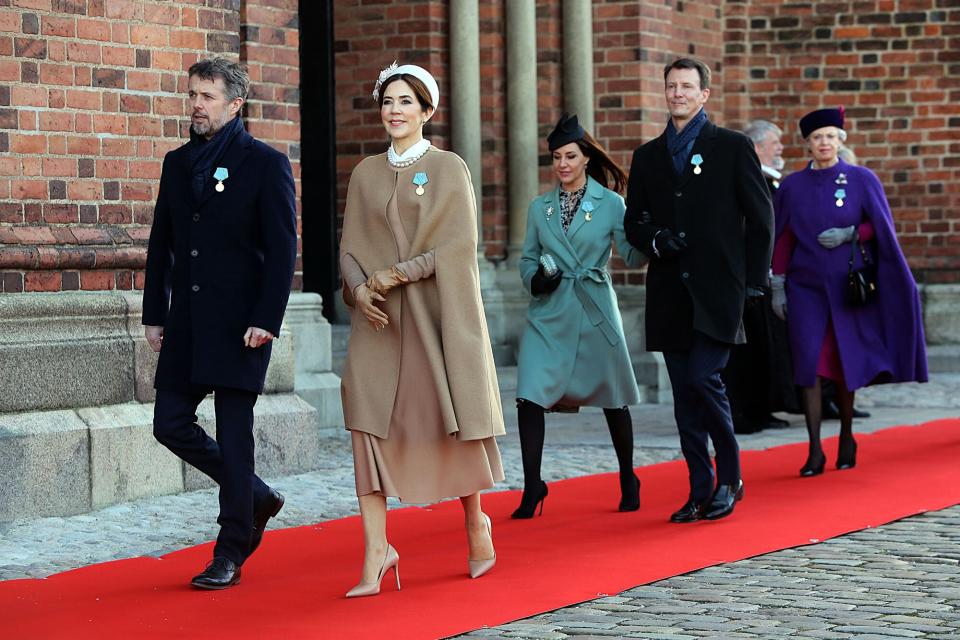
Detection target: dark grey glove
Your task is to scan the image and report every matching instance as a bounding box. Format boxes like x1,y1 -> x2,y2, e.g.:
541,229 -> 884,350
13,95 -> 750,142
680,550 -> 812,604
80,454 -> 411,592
653,229 -> 687,259
531,264 -> 563,296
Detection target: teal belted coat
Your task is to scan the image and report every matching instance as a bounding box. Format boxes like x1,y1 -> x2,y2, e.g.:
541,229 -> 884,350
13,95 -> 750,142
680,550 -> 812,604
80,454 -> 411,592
516,176 -> 644,409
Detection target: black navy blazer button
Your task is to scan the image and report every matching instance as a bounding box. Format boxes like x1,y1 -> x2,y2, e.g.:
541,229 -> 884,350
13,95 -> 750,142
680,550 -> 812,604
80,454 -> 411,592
191,284 -> 200,292
674,191 -> 682,197
678,232 -> 686,238
192,213 -> 200,222
190,249 -> 199,257
682,272 -> 690,279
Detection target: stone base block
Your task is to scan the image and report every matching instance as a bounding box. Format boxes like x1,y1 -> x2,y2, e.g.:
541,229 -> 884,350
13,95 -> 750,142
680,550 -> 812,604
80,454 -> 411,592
0,395 -> 320,521
0,293 -> 134,414
80,403 -> 184,510
634,351 -> 673,404
184,393 -> 320,490
0,410 -> 91,521
925,345 -> 960,374
296,371 -> 344,434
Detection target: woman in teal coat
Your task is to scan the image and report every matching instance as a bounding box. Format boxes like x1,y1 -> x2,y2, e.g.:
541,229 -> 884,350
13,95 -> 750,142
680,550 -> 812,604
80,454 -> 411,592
513,114 -> 645,518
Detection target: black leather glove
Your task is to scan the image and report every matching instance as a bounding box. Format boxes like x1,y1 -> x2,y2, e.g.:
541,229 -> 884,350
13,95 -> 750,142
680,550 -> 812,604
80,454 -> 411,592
744,286 -> 766,309
530,264 -> 563,296
653,229 -> 687,259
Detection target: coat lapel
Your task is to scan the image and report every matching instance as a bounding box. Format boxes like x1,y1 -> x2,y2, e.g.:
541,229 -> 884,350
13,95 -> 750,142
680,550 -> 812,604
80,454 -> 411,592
541,186 -> 580,265
654,133 -> 678,187
566,176 -> 606,241
675,121 -> 719,190
195,129 -> 256,209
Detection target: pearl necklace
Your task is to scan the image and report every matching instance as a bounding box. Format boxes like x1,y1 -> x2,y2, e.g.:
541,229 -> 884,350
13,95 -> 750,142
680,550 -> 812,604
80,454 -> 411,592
388,139 -> 430,168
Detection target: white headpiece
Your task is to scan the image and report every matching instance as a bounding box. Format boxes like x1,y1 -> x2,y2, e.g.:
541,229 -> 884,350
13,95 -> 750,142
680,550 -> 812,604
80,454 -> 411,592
372,60 -> 440,109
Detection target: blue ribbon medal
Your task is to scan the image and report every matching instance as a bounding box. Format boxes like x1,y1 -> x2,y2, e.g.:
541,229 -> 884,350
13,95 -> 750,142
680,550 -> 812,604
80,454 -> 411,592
582,200 -> 594,221
690,153 -> 704,175
834,188 -> 846,207
412,172 -> 428,196
214,167 -> 229,192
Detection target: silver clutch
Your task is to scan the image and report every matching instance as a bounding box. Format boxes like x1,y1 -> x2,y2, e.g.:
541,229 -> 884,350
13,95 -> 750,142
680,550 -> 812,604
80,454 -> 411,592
539,253 -> 558,277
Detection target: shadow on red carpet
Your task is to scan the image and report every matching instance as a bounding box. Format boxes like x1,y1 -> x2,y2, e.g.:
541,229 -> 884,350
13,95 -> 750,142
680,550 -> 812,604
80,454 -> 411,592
3,419 -> 959,639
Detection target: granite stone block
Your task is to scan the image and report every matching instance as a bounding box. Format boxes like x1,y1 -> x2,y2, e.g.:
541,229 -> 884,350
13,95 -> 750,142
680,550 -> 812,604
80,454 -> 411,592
0,409 -> 90,521
79,403 -> 184,509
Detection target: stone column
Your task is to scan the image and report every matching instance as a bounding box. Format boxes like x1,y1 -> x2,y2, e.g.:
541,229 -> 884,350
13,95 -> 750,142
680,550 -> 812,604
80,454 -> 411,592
562,0 -> 595,132
506,0 -> 539,258
450,0 -> 484,244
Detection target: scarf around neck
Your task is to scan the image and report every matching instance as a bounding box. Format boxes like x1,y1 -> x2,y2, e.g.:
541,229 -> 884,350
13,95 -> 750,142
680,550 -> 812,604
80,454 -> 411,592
184,114 -> 244,200
665,108 -> 708,176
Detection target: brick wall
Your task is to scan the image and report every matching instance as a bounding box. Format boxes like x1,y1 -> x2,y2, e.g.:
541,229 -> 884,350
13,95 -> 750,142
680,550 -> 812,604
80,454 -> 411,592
332,0 -> 449,246
5,1 -> 955,293
723,0 -> 959,283
332,1 -> 723,285
0,0 -> 301,293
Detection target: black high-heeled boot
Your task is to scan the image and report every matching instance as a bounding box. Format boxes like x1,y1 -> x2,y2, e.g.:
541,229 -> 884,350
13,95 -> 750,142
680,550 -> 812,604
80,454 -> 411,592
618,473 -> 640,512
512,399 -> 548,519
800,451 -> 826,477
604,407 -> 639,512
511,480 -> 549,519
837,439 -> 858,470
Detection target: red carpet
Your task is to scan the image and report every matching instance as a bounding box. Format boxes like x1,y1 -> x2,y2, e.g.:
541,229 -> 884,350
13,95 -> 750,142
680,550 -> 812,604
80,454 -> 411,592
3,419 -> 960,639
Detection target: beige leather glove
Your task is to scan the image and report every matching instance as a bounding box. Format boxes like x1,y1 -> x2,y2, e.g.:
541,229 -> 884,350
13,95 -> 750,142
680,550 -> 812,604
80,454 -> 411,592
354,283 -> 389,331
366,266 -> 409,296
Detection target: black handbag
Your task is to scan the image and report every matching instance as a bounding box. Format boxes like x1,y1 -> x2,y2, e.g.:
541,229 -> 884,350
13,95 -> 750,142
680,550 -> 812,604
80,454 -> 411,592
847,231 -> 877,306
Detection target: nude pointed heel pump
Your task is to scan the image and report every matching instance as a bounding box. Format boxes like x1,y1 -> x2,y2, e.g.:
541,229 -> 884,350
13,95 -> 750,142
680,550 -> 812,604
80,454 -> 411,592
468,513 -> 496,579
345,544 -> 400,598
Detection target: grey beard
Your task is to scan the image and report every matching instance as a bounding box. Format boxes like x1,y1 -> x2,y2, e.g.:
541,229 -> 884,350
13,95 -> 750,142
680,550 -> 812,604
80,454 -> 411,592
773,156 -> 785,171
191,114 -> 228,138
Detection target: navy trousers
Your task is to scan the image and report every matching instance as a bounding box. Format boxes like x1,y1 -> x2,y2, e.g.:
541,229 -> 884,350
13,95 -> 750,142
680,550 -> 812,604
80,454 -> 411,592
153,385 -> 271,565
663,331 -> 741,502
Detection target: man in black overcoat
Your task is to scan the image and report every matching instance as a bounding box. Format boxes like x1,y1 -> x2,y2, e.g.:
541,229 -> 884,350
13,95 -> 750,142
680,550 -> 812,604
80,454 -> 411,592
723,120 -> 798,433
624,58 -> 773,523
143,57 -> 297,589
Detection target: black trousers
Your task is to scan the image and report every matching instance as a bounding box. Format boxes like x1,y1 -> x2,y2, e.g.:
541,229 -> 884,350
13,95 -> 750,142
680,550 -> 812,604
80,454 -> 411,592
724,295 -> 800,423
153,385 -> 270,565
663,332 -> 741,502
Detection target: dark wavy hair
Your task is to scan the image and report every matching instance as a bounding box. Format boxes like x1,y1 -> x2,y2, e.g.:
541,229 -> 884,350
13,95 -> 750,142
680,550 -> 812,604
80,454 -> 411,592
565,131 -> 628,195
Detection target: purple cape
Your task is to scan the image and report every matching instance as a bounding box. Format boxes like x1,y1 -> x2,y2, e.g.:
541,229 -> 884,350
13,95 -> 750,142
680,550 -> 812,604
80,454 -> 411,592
775,159 -> 927,390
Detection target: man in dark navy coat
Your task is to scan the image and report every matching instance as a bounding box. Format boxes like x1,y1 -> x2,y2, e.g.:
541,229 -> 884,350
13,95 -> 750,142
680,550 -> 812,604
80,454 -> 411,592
143,57 -> 297,589
624,58 -> 773,523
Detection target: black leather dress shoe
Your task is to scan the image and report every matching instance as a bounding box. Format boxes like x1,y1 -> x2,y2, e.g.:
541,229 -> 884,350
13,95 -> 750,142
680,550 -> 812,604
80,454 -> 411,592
191,557 -> 241,590
823,402 -> 871,420
733,418 -> 763,435
762,414 -> 790,429
250,488 -> 285,556
704,480 -> 744,520
822,400 -> 841,420
669,499 -> 705,523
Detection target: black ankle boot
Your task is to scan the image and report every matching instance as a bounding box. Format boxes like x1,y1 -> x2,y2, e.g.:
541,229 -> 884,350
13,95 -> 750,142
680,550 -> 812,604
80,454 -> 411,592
511,480 -> 548,519
618,472 -> 640,512
837,439 -> 858,470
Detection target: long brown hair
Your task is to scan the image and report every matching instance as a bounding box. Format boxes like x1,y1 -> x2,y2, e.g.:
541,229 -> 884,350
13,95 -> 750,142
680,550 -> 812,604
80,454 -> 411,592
575,132 -> 628,195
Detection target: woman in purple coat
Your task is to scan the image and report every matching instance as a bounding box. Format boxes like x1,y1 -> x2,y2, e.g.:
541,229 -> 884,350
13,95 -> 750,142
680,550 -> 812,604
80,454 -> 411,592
770,107 -> 927,476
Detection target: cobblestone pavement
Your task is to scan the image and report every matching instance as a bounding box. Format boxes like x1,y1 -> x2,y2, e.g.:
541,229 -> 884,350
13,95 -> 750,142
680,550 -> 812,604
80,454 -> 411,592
2,375 -> 959,638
